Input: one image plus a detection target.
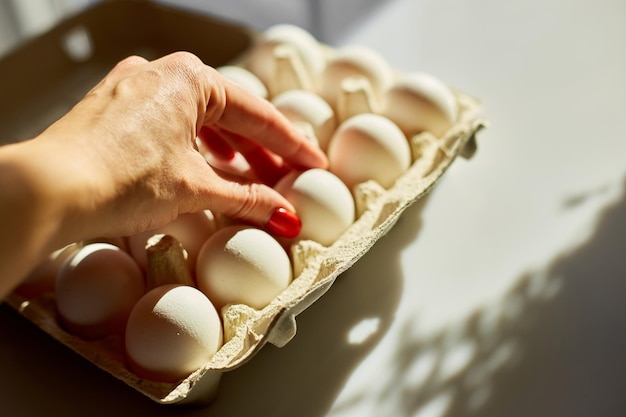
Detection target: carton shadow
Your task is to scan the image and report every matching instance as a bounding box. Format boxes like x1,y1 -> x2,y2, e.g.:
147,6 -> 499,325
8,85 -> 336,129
336,176 -> 626,417
204,195 -> 428,417
0,193 -> 428,417
6,175 -> 625,417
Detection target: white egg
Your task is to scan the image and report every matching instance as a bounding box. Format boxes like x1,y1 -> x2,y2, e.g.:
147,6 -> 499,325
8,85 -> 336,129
196,225 -> 292,310
272,89 -> 337,150
317,45 -> 394,110
125,284 -> 223,382
274,168 -> 355,246
15,242 -> 81,298
245,24 -> 325,96
217,65 -> 268,98
84,236 -> 127,251
126,211 -> 217,275
382,72 -> 458,137
327,113 -> 411,190
56,243 -> 145,340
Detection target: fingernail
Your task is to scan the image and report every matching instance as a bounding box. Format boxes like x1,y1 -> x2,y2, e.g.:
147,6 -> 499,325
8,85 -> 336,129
200,126 -> 236,160
266,207 -> 301,238
212,139 -> 236,161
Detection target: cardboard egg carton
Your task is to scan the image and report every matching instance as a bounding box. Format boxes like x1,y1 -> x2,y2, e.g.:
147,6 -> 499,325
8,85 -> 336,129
2,1 -> 486,406
6,92 -> 484,404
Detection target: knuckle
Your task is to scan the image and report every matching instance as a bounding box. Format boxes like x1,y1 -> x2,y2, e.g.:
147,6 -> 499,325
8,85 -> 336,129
114,68 -> 159,98
119,55 -> 148,68
164,51 -> 205,81
161,52 -> 211,108
109,55 -> 148,77
168,51 -> 203,67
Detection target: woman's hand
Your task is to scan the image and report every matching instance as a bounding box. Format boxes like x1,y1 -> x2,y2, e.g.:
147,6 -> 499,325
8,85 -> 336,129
0,52 -> 327,296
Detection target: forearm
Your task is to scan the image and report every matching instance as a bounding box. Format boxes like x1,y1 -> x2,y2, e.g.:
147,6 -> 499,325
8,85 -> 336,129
0,138 -> 88,297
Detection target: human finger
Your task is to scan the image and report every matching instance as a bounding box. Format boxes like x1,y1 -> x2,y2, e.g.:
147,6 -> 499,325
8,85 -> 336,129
181,153 -> 302,239
198,126 -> 236,161
207,126 -> 292,186
204,73 -> 328,170
197,127 -> 258,183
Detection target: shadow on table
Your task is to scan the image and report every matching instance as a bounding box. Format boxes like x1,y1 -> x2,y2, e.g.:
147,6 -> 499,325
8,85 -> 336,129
5,173 -> 626,417
0,190 -> 428,417
340,175 -> 626,417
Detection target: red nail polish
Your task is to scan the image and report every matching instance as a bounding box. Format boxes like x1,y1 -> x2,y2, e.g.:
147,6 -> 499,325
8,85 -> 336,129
266,208 -> 301,238
199,126 -> 236,160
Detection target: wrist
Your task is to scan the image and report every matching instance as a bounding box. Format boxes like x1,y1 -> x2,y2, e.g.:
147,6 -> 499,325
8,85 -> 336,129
0,140 -> 66,293
0,134 -> 103,252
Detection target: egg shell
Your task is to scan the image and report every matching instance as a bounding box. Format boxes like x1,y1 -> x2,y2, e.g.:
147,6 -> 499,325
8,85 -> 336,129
55,242 -> 145,340
196,225 -> 292,310
382,72 -> 458,138
327,113 -> 412,190
126,211 -> 217,275
84,236 -> 128,251
15,242 -> 81,298
317,45 -> 394,109
274,168 -> 355,246
245,24 -> 325,96
125,284 -> 223,383
217,65 -> 268,98
272,89 -> 337,150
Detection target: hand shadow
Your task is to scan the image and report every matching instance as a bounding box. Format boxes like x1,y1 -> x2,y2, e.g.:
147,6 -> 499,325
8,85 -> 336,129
0,194 -> 430,417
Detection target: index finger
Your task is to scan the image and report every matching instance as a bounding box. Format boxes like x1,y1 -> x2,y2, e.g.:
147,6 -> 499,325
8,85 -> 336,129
204,70 -> 328,170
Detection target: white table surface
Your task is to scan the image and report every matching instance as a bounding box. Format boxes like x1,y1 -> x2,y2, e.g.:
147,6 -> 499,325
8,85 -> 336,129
2,0 -> 626,416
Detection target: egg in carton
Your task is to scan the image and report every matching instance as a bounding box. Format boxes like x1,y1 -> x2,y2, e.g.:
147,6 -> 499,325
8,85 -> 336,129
6,24 -> 486,405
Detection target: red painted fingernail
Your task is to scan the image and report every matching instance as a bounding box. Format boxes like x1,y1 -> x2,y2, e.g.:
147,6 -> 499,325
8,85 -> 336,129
199,126 -> 236,160
266,208 -> 301,238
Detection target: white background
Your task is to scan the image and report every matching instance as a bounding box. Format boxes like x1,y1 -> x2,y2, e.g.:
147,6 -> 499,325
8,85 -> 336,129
1,0 -> 626,416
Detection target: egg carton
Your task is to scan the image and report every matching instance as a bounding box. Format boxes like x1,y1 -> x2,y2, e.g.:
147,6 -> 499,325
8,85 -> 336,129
6,94 -> 484,404
3,1 -> 486,406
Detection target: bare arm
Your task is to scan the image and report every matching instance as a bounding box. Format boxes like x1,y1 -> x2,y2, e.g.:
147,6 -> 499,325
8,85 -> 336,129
0,52 -> 327,297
